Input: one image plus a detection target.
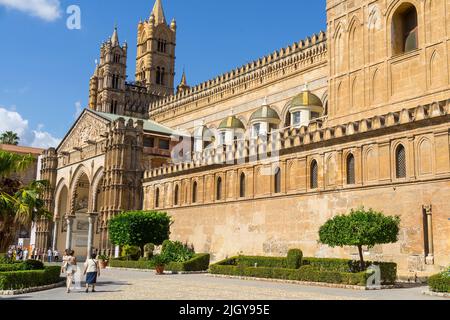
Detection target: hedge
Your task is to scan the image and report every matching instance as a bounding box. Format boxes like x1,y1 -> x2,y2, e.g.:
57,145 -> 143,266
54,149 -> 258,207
209,264 -> 369,286
428,273 -> 450,293
167,254 -> 210,272
0,266 -> 62,290
0,260 -> 45,272
213,255 -> 397,285
110,253 -> 211,272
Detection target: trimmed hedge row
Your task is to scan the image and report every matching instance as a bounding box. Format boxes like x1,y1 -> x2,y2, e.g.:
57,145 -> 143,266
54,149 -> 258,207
109,253 -> 211,272
209,264 -> 369,286
214,255 -> 397,285
167,254 -> 210,272
0,260 -> 45,272
0,266 -> 62,290
428,272 -> 450,293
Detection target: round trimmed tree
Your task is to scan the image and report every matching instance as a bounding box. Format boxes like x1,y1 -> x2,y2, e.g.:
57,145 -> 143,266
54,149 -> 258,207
108,211 -> 172,256
319,207 -> 400,269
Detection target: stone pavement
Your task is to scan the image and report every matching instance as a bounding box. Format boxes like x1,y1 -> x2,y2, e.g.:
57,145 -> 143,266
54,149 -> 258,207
0,268 -> 446,300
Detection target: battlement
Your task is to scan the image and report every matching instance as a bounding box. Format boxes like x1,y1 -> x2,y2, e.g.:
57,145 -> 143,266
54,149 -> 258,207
145,99 -> 450,180
149,32 -> 327,121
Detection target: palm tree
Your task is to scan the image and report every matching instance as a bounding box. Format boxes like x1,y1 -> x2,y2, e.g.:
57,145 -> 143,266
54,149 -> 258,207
0,150 -> 50,251
0,131 -> 20,146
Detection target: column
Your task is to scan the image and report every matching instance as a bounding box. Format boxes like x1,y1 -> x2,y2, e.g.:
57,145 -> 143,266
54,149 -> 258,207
52,219 -> 59,251
424,205 -> 434,265
65,216 -> 75,250
87,213 -> 97,258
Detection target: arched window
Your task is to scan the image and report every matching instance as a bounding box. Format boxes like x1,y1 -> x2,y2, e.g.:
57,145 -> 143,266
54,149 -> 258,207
392,3 -> 418,55
155,188 -> 160,208
192,182 -> 198,204
396,145 -> 407,178
216,177 -> 222,201
239,173 -> 246,198
274,167 -> 281,194
156,67 -> 161,85
346,154 -> 356,185
174,185 -> 179,206
310,160 -> 318,189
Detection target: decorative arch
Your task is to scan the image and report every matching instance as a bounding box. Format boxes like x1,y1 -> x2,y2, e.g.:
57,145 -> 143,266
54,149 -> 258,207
54,178 -> 69,219
90,167 -> 104,213
417,136 -> 433,176
348,16 -> 363,69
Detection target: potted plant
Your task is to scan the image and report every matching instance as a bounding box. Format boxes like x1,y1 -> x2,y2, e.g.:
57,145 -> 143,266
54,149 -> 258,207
152,254 -> 169,275
97,254 -> 109,269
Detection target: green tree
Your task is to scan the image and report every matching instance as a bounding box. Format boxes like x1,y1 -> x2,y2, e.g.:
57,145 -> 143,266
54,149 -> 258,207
0,131 -> 20,145
319,207 -> 400,269
108,211 -> 172,256
0,150 -> 50,251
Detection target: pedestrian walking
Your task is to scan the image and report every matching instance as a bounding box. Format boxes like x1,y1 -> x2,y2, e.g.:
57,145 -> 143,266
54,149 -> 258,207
54,249 -> 60,262
7,247 -> 13,260
61,250 -> 77,293
83,254 -> 100,293
16,247 -> 22,261
23,247 -> 29,261
47,248 -> 53,263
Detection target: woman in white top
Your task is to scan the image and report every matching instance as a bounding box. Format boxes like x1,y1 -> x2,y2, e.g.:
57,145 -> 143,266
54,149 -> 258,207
83,254 -> 100,293
62,250 -> 77,293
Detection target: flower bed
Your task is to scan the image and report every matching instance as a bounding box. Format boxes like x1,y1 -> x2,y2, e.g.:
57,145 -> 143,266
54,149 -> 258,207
0,266 -> 62,290
209,250 -> 397,287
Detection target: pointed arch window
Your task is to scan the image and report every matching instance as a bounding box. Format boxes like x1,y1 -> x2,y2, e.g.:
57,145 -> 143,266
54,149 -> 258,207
346,154 -> 356,185
156,67 -> 165,85
216,177 -> 222,201
192,181 -> 198,204
239,173 -> 246,198
274,167 -> 281,194
155,188 -> 160,208
396,145 -> 407,179
310,160 -> 318,189
174,185 -> 179,206
392,3 -> 418,55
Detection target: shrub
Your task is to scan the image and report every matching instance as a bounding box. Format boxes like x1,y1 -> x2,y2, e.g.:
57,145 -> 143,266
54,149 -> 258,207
109,211 -> 172,255
121,245 -> 141,261
287,249 -> 303,269
21,260 -> 44,271
209,264 -> 369,286
144,243 -> 155,259
167,254 -> 210,272
319,207 -> 400,269
236,256 -> 287,268
161,240 -> 195,263
0,266 -> 61,290
428,270 -> 450,293
0,264 -> 23,272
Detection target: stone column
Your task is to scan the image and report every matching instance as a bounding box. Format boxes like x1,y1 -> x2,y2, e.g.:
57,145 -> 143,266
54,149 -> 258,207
87,213 -> 97,258
424,205 -> 434,265
52,219 -> 59,251
65,216 -> 75,250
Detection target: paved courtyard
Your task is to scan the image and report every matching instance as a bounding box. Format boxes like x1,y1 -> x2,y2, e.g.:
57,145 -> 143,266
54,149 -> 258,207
0,268 -> 446,300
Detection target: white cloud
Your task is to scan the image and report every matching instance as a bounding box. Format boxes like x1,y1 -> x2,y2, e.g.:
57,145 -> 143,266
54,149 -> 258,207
74,101 -> 82,119
0,107 -> 61,148
31,130 -> 61,148
0,0 -> 61,22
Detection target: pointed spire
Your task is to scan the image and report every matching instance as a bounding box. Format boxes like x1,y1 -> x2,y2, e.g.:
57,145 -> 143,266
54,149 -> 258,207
111,25 -> 119,46
180,69 -> 187,85
151,0 -> 166,25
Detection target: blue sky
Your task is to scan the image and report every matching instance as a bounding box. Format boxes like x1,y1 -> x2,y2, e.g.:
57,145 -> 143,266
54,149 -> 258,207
0,0 -> 326,148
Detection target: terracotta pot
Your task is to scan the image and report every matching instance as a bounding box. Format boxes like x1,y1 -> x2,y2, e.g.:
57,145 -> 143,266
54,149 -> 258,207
99,260 -> 108,269
155,265 -> 165,275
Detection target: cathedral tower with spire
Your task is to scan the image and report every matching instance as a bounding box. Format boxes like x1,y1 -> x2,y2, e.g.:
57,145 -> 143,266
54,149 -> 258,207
89,27 -> 128,114
136,0 -> 176,96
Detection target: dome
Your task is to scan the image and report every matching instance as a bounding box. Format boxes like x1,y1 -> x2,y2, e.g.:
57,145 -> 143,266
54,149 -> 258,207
250,105 -> 281,123
218,116 -> 246,130
291,90 -> 323,108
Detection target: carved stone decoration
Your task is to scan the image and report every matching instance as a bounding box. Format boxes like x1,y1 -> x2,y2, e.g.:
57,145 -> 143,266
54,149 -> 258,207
59,112 -> 109,153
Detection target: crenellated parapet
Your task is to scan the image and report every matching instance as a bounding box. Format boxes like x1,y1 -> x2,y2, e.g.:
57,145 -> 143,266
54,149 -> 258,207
145,99 -> 450,181
148,32 -> 327,122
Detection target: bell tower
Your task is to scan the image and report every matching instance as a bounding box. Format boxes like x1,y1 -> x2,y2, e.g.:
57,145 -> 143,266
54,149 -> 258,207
135,0 -> 176,97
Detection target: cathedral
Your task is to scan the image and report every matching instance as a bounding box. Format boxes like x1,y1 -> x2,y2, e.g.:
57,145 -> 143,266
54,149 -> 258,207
35,0 -> 450,277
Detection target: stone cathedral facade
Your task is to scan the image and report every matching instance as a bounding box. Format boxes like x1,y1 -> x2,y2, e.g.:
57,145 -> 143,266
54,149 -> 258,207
35,0 -> 450,276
